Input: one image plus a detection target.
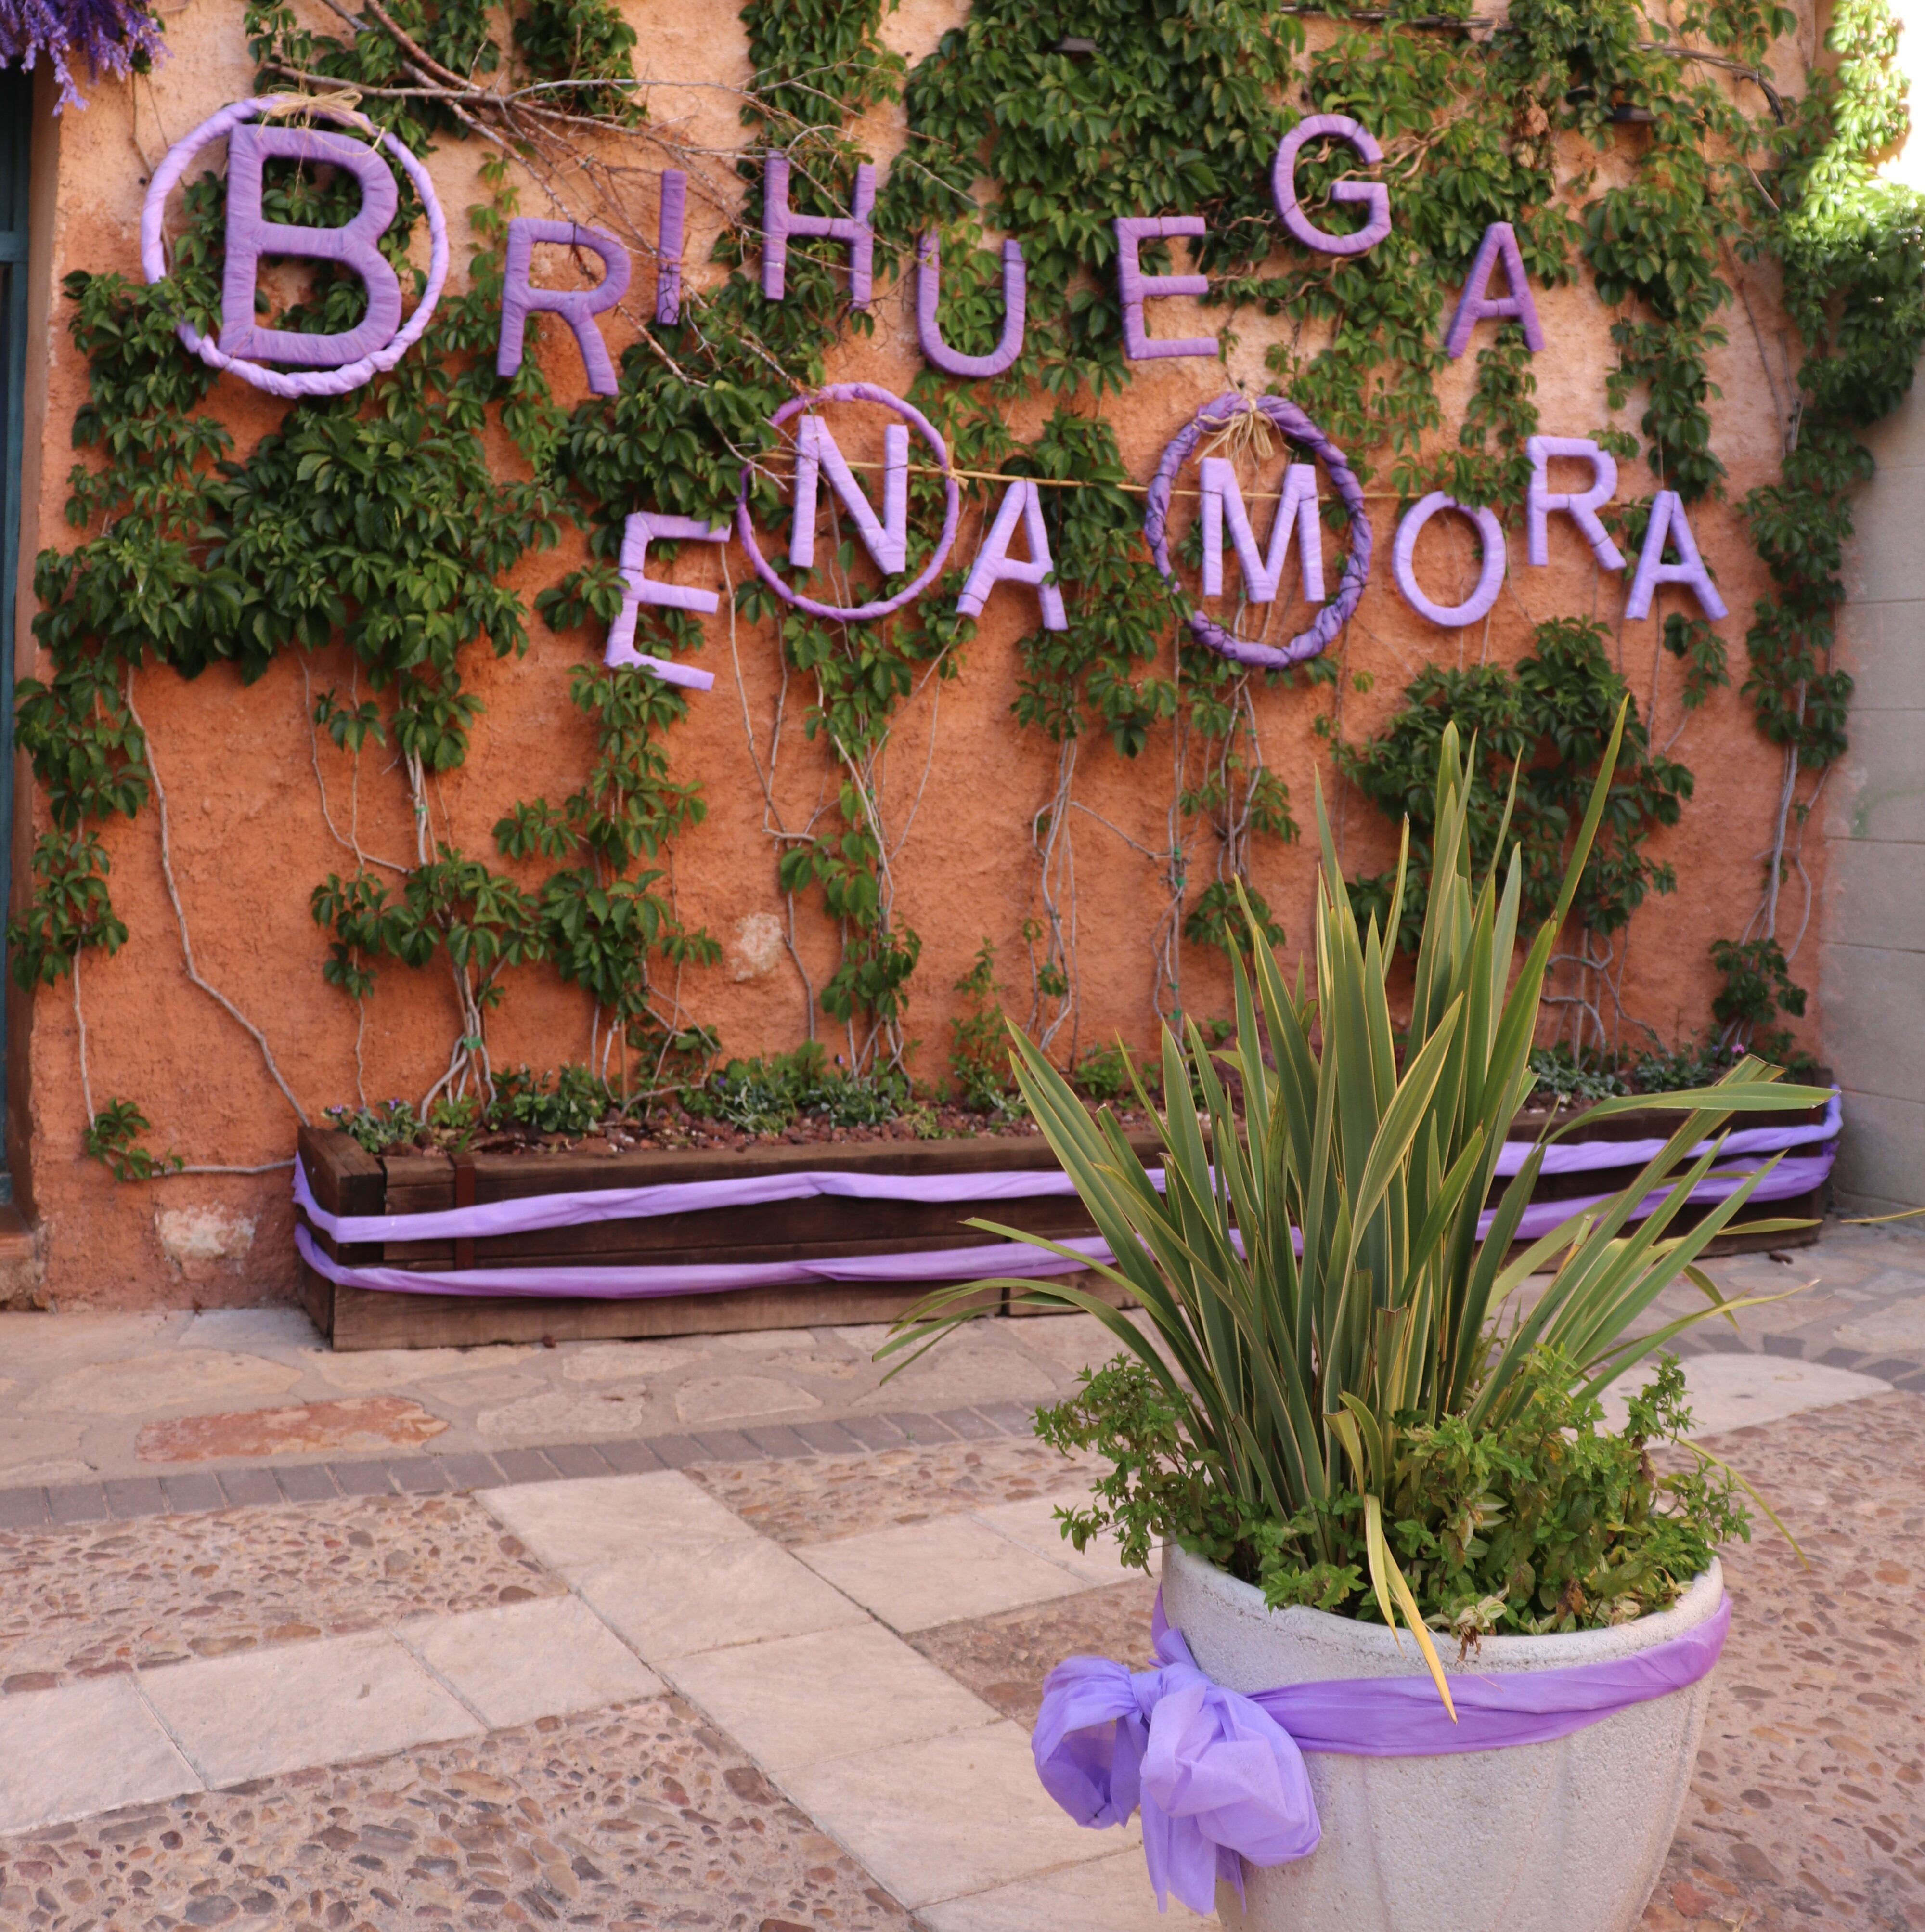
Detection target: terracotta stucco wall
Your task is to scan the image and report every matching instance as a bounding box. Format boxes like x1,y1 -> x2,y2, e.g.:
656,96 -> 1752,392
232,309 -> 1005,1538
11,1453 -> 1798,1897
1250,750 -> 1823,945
11,0 -> 1823,1306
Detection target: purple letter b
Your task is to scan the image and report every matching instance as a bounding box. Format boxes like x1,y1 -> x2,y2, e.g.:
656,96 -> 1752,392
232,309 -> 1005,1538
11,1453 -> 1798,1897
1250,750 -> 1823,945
219,123 -> 404,369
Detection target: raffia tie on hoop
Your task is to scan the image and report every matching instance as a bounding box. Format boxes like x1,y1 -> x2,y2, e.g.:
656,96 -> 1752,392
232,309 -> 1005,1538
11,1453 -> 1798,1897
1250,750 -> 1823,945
139,95 -> 450,401
1197,395 -> 1278,470
257,88 -> 368,126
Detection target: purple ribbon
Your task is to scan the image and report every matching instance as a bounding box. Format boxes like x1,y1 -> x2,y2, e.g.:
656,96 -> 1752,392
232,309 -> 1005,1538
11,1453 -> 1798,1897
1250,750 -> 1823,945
292,1093 -> 1836,1300
294,1221 -> 1109,1300
1493,1091 -> 1839,1178
293,1093 -> 1838,1247
1034,1591 -> 1730,1916
293,1153 -> 1833,1299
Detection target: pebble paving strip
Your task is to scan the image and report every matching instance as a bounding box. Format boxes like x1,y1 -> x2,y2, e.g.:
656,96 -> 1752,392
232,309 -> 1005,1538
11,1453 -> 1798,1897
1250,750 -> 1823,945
687,1435 -> 1101,1545
0,1494 -> 561,1691
911,1578 -> 1159,1726
0,1695 -> 908,1930
1644,1389 -> 1925,1931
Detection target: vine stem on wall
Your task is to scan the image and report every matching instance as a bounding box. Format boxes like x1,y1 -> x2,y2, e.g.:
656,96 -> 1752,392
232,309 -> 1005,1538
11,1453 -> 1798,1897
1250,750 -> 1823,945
73,947 -> 94,1125
125,671 -> 311,1127
722,543 -> 819,1037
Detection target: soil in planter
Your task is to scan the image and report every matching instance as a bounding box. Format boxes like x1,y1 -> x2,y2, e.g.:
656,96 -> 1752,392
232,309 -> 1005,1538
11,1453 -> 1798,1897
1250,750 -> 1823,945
326,1044 -> 1160,1163
329,1095 -> 1165,1161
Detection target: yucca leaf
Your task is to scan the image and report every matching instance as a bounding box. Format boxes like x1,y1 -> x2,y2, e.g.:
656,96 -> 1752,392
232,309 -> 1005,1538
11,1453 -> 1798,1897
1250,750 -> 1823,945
1364,1495 -> 1458,1717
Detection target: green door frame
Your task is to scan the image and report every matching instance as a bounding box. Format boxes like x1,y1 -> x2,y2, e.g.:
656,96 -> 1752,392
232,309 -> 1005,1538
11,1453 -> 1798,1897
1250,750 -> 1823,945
0,68 -> 30,1193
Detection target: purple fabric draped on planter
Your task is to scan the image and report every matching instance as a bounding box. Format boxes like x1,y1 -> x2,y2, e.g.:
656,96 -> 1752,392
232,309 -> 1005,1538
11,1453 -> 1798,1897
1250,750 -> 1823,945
1033,1591 -> 1731,1915
1493,1090 -> 1839,1177
292,1092 -> 1841,1248
294,1151 -> 1832,1299
294,1221 -> 1110,1300
293,1093 -> 1837,1299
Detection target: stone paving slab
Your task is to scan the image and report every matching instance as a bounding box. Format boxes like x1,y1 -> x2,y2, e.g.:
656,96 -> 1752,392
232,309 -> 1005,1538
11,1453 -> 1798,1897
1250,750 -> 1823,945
784,1718 -> 1120,1911
141,1628 -> 485,1786
668,1622 -> 1000,1776
0,1694 -> 909,1930
401,1595 -> 663,1730
0,1675 -> 198,1837
582,1535 -> 871,1661
0,1491 -> 561,1692
972,1492 -> 1153,1589
918,1845 -> 1213,1932
1597,1352 -> 1894,1432
795,1511 -> 1093,1632
478,1468 -> 757,1573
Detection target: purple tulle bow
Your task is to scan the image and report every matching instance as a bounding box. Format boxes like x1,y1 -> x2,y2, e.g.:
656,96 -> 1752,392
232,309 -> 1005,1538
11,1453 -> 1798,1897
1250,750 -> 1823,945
1032,1588 -> 1730,1916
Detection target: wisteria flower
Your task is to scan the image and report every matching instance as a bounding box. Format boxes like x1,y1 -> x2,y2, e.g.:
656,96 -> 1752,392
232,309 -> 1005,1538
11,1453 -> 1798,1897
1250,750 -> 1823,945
0,0 -> 166,113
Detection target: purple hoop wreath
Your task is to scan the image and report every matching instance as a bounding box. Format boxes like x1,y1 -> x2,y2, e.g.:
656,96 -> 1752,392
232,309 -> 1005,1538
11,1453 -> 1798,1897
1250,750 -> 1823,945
736,383 -> 960,623
1145,393 -> 1371,668
140,96 -> 450,400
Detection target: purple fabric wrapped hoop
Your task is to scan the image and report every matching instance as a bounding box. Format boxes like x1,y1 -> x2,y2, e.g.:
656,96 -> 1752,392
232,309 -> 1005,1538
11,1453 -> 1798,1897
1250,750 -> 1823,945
1145,393 -> 1371,667
736,383 -> 960,623
140,96 -> 449,400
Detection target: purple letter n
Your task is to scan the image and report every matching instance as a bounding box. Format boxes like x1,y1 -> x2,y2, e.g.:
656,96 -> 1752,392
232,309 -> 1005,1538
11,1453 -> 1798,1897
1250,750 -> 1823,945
220,123 -> 404,369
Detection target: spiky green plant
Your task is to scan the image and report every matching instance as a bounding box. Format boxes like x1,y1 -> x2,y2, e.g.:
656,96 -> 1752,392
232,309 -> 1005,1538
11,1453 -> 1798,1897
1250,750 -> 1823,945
884,711 -> 1826,1705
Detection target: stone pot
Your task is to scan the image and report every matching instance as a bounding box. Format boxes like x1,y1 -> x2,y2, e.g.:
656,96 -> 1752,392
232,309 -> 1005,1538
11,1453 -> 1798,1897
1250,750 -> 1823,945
1160,1543 -> 1723,1932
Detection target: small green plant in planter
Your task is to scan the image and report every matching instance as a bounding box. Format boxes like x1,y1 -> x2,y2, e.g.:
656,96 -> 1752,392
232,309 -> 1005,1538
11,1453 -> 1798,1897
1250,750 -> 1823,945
885,711 -> 1824,1707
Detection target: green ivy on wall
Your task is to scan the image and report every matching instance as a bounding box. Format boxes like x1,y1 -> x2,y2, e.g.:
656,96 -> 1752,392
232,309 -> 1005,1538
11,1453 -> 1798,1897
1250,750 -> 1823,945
15,0 -> 1925,1171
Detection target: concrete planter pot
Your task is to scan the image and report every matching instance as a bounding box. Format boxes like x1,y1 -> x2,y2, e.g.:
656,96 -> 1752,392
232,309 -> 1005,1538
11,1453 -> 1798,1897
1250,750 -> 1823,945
1161,1543 -> 1723,1932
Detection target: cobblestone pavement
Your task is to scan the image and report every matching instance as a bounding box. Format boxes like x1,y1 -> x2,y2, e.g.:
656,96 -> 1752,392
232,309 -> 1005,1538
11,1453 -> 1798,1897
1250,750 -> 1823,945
0,1305 -> 1108,1491
687,1435 -> 1096,1547
908,1579 -> 1159,1728
5,1210 -> 1908,1501
0,1694 -> 906,1931
0,1236 -> 1918,1930
0,1494 -> 559,1691
1641,1389 -> 1925,1932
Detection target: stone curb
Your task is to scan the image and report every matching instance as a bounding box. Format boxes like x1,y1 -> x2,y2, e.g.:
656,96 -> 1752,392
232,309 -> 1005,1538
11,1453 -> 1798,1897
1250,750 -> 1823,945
0,1332 -> 1918,1535
0,1400 -> 1048,1530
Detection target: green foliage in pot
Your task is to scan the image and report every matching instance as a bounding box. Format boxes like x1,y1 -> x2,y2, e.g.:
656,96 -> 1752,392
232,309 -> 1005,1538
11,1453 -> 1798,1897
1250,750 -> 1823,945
887,711 -> 1824,1707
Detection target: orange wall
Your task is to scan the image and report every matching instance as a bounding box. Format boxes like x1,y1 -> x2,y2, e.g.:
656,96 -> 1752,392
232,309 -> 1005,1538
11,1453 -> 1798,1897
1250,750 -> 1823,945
10,0 -> 1822,1307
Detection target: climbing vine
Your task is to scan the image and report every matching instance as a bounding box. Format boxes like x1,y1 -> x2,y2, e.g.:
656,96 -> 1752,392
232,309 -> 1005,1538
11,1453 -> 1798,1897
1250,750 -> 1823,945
14,0 -> 1925,1171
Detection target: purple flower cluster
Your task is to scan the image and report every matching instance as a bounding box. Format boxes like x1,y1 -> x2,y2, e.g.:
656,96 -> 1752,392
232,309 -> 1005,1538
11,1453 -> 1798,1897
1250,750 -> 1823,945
0,0 -> 164,113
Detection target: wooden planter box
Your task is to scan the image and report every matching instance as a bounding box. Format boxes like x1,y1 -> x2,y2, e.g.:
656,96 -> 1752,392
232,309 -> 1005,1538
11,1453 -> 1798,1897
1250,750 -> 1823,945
295,1123 -> 1163,1351
295,1089 -> 1829,1351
